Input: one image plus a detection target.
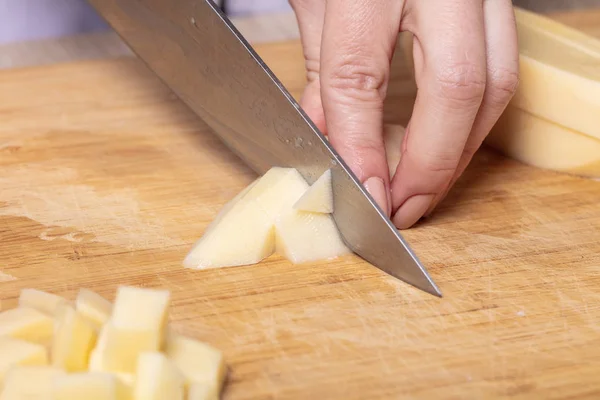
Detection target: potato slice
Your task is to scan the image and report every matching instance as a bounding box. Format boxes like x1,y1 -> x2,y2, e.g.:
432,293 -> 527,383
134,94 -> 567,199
183,167 -> 308,269
0,307 -> 53,344
133,352 -> 185,400
52,305 -> 98,372
53,373 -> 129,400
18,289 -> 68,317
97,287 -> 170,374
293,169 -> 333,214
275,208 -> 351,264
76,289 -> 113,330
0,366 -> 65,400
486,106 -> 600,178
0,338 -> 48,386
165,333 -> 226,395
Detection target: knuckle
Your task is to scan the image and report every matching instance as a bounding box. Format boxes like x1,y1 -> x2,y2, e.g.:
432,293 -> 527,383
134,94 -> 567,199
419,150 -> 460,175
434,62 -> 487,105
487,66 -> 520,104
325,56 -> 388,103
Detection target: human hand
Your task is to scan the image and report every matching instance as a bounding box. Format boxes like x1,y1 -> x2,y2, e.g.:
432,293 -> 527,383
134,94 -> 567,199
289,0 -> 519,228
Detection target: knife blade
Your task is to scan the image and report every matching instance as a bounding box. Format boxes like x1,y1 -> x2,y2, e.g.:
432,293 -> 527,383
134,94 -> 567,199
88,0 -> 442,297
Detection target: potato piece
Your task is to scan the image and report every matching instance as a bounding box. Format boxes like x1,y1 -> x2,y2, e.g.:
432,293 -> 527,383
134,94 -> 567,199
275,207 -> 351,264
165,334 -> 226,395
53,373 -> 129,400
188,383 -> 219,400
133,352 -> 185,400
18,289 -> 68,317
52,305 -> 98,372
0,307 -> 54,344
510,7 -> 600,141
183,167 -> 309,269
293,169 -> 333,214
97,287 -> 170,374
76,289 -> 113,330
486,106 -> 600,179
0,366 -> 65,400
0,338 -> 48,386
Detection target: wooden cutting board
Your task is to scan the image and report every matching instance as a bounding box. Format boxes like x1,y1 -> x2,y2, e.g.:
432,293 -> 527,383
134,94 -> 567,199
1,9 -> 600,400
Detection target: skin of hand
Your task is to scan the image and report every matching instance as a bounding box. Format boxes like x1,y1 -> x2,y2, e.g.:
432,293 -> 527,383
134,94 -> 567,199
289,0 -> 519,229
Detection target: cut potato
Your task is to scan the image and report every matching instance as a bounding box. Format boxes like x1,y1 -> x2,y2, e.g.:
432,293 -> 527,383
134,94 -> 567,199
88,324 -> 110,372
0,366 -> 65,400
510,7 -> 600,141
486,106 -> 600,178
184,167 -> 309,269
76,289 -> 113,330
18,289 -> 68,317
133,352 -> 185,400
52,305 -> 98,372
0,307 -> 54,344
294,169 -> 333,213
188,383 -> 218,400
165,333 -> 226,393
98,287 -> 170,374
0,338 -> 48,386
53,373 -> 129,400
275,208 -> 351,264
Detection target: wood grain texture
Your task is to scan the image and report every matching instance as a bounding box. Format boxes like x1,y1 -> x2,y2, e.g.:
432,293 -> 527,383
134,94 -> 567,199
1,10 -> 600,400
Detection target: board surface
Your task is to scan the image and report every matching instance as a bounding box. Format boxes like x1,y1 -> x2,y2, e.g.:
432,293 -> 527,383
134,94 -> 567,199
1,10 -> 600,400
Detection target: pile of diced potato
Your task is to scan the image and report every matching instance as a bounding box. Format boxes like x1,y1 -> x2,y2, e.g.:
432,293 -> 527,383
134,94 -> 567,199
0,287 -> 226,400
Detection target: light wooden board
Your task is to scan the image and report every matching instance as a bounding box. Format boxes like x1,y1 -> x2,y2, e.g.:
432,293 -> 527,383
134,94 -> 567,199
1,10 -> 600,400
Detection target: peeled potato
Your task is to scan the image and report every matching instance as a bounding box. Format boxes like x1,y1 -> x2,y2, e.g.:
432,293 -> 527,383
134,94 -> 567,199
133,352 -> 185,400
1,366 -> 65,400
52,305 -> 98,372
294,169 -> 333,213
0,307 -> 54,345
76,289 -> 112,330
0,338 -> 48,386
53,373 -> 129,400
18,289 -> 68,317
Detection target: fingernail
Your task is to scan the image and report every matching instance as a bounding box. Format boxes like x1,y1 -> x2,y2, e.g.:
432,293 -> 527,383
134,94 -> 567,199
392,194 -> 435,229
364,177 -> 390,216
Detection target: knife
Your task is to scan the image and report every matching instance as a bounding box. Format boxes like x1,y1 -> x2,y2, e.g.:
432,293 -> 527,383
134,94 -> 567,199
88,0 -> 442,297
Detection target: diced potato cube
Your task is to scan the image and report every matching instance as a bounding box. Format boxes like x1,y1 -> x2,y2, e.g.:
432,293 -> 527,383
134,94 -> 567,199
0,307 -> 54,344
52,305 -> 98,372
76,289 -> 112,330
275,208 -> 351,264
133,352 -> 185,400
165,333 -> 226,395
188,383 -> 219,400
97,287 -> 170,373
53,372 -> 129,400
0,338 -> 48,386
0,366 -> 65,400
293,169 -> 333,214
18,289 -> 69,317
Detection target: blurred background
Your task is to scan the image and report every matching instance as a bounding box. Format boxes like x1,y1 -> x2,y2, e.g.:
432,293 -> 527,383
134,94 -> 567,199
1,0 -> 599,45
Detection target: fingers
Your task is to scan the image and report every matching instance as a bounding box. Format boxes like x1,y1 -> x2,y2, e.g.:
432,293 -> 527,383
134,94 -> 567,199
289,0 -> 327,132
391,0 -> 487,228
320,0 -> 404,216
429,0 -> 519,212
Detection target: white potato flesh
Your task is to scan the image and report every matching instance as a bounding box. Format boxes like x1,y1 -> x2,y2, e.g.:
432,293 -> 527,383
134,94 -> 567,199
293,169 -> 333,213
165,333 -> 226,395
0,307 -> 54,345
275,208 -> 351,264
0,366 -> 65,400
97,287 -> 170,374
53,373 -> 129,400
0,338 -> 48,386
76,289 -> 113,330
52,305 -> 98,372
133,352 -> 185,400
18,289 -> 68,317
183,167 -> 309,269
